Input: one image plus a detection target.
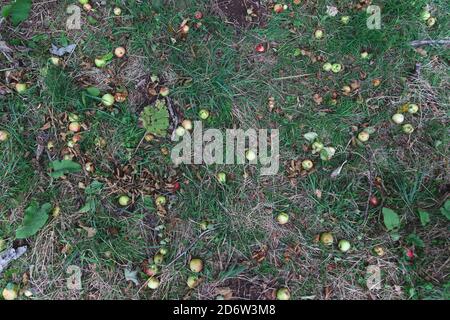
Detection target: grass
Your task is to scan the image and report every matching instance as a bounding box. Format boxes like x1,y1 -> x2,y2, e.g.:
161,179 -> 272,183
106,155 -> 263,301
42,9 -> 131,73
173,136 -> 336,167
0,0 -> 448,300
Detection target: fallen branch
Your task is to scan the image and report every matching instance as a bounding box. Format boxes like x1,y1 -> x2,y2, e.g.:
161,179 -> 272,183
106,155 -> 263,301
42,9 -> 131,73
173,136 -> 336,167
410,39 -> 450,47
0,246 -> 27,274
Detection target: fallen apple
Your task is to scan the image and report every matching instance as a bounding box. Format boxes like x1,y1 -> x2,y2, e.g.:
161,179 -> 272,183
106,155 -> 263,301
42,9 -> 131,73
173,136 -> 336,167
217,172 -> 227,183
159,87 -> 170,97
2,283 -> 18,300
360,51 -> 369,59
68,113 -> 79,122
85,162 -> 94,173
276,288 -> 290,300
273,4 -> 284,13
402,124 -> 414,134
144,263 -> 159,277
408,104 -> 419,114
94,58 -> 107,68
420,10 -> 431,21
15,83 -> 27,93
155,195 -> 167,205
118,195 -> 131,206
312,141 -> 324,154
338,240 -> 351,252
199,109 -> 210,120
189,258 -> 204,273
159,247 -> 168,255
245,150 -> 257,161
199,220 -> 209,231
79,0 -> 89,4
322,62 -> 332,72
331,63 -> 342,73
342,85 -> 352,94
194,11 -> 203,19
372,79 -> 381,87
50,56 -> 61,66
255,43 -> 266,53
187,275 -> 200,289
0,130 -> 9,142
113,7 -> 122,16
147,277 -> 160,290
114,47 -> 126,58
314,29 -> 324,39
175,126 -> 186,137
391,113 -> 404,124
181,119 -> 193,131
340,16 -> 350,24
153,253 -> 164,265
69,122 -> 81,133
276,212 -> 289,225
373,246 -> 385,257
301,159 -> 314,171
369,195 -> 379,207
102,93 -> 115,107
320,232 -> 334,246
427,17 -> 436,27
83,3 -> 92,11
358,131 -> 370,142
144,133 -> 154,142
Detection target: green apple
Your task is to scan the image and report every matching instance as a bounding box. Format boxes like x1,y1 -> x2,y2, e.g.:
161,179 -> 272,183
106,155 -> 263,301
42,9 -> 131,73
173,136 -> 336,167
113,7 -> 122,16
320,232 -> 334,246
276,212 -> 289,225
153,253 -> 164,265
245,150 -> 257,161
2,283 -> 18,300
101,93 -> 115,107
189,258 -> 203,273
79,0 -> 89,5
155,195 -> 167,205
181,119 -> 193,131
217,172 -> 227,183
331,63 -> 342,73
94,58 -> 107,68
402,124 -> 414,134
159,87 -> 170,97
391,113 -> 404,124
322,62 -> 332,72
187,275 -> 200,289
420,10 -> 431,21
276,288 -> 290,300
15,83 -> 27,93
314,29 -> 324,39
408,104 -> 419,114
118,195 -> 131,206
338,240 -> 351,252
301,159 -> 314,171
357,131 -> 370,142
199,109 -> 210,120
0,130 -> 9,142
147,277 -> 160,289
175,126 -> 186,137
340,16 -> 350,24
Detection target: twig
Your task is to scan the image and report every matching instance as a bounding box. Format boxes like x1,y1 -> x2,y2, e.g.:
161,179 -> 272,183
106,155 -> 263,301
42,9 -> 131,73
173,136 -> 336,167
410,39 -> 450,47
273,74 -> 313,81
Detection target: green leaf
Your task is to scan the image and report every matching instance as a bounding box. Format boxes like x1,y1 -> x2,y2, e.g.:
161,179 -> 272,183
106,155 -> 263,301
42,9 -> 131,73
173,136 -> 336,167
406,233 -> 425,248
3,0 -> 32,26
382,207 -> 400,231
86,87 -> 101,97
16,201 -> 51,239
418,210 -> 430,227
440,200 -> 450,220
49,159 -> 82,178
77,199 -> 96,213
140,99 -> 170,137
102,52 -> 114,61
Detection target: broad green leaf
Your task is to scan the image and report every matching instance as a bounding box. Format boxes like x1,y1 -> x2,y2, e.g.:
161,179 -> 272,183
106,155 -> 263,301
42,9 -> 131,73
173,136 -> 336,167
406,233 -> 425,248
77,199 -> 95,213
140,99 -> 169,137
49,159 -> 82,178
3,0 -> 32,26
16,201 -> 51,239
418,210 -> 430,227
382,207 -> 400,231
440,200 -> 450,220
86,87 -> 101,97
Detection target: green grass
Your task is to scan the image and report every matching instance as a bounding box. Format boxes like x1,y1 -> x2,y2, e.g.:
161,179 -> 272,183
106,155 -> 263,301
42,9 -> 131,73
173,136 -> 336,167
0,0 -> 448,300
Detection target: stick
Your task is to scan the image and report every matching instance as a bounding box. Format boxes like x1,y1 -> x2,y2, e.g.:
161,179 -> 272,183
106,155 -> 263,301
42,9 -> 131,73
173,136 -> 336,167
410,39 -> 450,47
